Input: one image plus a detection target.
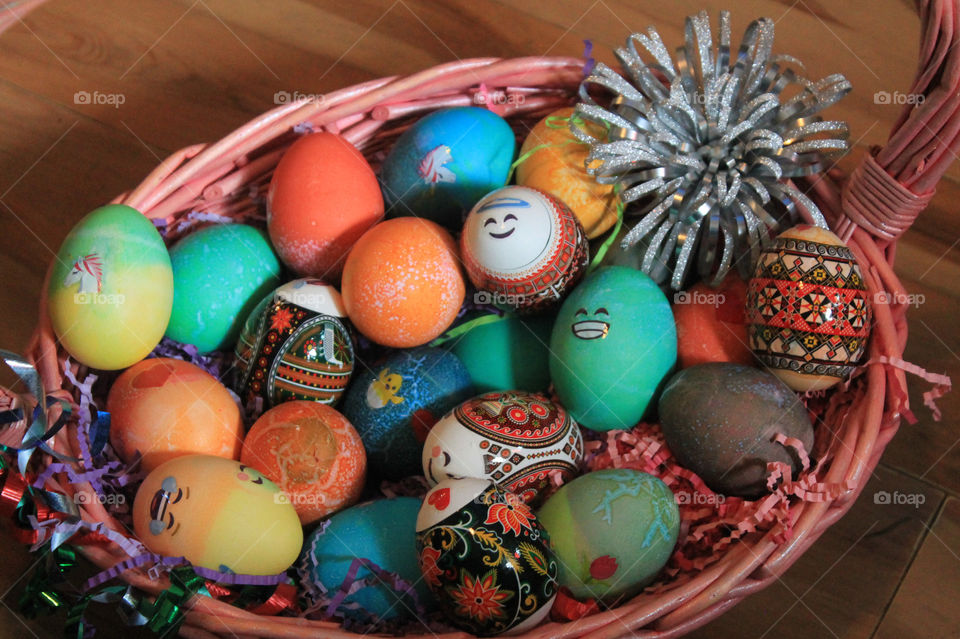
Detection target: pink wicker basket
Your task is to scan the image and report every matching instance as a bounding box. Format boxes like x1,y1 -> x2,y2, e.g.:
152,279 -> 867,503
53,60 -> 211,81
2,1 -> 958,637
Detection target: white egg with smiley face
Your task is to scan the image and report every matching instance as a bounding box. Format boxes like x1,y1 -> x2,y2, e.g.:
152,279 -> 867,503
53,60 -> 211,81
461,186 -> 589,313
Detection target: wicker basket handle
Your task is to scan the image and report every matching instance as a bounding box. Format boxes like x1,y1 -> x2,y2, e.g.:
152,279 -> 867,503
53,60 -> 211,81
837,0 -> 960,241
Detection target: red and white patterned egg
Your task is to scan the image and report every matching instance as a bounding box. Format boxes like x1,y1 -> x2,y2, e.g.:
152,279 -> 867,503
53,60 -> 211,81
422,390 -> 583,504
460,186 -> 588,313
746,225 -> 872,391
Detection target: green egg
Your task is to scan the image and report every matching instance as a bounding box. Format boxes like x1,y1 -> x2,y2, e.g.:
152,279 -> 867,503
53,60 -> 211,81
166,224 -> 282,353
549,266 -> 676,431
448,314 -> 553,393
537,469 -> 679,603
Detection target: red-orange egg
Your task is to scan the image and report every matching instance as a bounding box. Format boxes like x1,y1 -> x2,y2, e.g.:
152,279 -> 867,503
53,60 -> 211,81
241,401 -> 366,525
341,218 -> 465,347
107,358 -> 243,472
673,277 -> 753,369
267,132 -> 384,279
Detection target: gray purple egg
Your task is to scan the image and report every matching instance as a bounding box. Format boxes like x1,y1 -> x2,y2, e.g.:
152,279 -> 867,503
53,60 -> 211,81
657,362 -> 815,499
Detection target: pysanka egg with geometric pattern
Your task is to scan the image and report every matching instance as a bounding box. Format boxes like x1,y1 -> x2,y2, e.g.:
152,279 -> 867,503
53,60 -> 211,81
234,278 -> 354,410
422,390 -> 583,505
461,186 -> 589,313
746,225 -> 872,392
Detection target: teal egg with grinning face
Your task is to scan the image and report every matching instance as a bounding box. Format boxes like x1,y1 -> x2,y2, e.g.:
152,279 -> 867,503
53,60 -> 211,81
549,266 -> 677,431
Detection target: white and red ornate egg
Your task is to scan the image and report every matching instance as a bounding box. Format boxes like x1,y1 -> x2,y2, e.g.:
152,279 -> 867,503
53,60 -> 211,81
746,225 -> 872,391
460,185 -> 589,313
422,390 -> 584,504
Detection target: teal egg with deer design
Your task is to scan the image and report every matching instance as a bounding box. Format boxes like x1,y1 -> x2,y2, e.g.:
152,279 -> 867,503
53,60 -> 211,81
536,469 -> 680,604
416,477 -> 558,636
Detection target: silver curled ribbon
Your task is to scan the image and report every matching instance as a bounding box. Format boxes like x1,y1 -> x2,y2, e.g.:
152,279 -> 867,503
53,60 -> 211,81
571,10 -> 851,290
0,349 -> 78,474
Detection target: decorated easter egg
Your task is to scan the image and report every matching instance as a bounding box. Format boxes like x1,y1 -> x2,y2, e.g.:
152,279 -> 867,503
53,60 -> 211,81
241,401 -> 365,525
299,497 -> 431,621
673,277 -> 752,369
448,314 -> 553,393
341,347 -> 473,480
47,204 -> 173,370
461,186 -> 589,313
746,225 -> 872,391
107,358 -> 242,472
515,107 -> 618,238
423,390 -> 583,504
550,266 -> 677,431
416,478 -> 557,636
267,132 -> 384,278
132,454 -> 302,575
166,224 -> 281,353
342,218 -> 465,347
536,469 -> 680,603
380,107 -> 515,229
234,278 -> 354,409
658,362 -> 815,498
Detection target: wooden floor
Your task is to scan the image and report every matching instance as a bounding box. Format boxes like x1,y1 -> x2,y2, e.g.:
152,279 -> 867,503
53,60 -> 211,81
0,1 -> 957,638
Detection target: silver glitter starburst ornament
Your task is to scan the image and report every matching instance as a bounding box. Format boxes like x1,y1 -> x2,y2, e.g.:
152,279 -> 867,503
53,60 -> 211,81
572,10 -> 851,290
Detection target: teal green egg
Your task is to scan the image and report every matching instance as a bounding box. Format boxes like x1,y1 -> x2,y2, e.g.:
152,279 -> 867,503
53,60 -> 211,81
448,314 -> 553,393
380,107 -> 516,229
166,224 -> 282,353
549,266 -> 676,431
536,469 -> 679,603
298,497 -> 432,621
47,204 -> 173,370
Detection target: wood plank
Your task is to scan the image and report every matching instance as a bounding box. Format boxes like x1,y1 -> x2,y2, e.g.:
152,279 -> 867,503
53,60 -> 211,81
874,497 -> 960,638
686,465 -> 942,639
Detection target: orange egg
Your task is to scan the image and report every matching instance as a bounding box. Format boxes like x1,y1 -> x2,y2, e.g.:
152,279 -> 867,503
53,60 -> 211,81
673,277 -> 753,369
341,218 -> 465,347
107,358 -> 243,472
515,107 -> 618,238
241,401 -> 366,525
267,132 -> 384,279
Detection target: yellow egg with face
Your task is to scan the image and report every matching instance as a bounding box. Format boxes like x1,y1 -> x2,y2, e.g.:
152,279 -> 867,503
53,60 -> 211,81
133,454 -> 303,575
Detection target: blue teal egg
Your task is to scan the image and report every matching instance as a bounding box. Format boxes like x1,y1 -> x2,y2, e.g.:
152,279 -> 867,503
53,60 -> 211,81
342,347 -> 473,479
549,266 -> 677,431
299,497 -> 432,621
448,314 -> 553,393
380,107 -> 516,229
166,224 -> 282,353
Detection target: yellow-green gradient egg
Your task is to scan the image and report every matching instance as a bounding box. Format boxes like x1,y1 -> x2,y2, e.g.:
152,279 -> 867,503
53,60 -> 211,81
47,204 -> 173,370
133,454 -> 303,575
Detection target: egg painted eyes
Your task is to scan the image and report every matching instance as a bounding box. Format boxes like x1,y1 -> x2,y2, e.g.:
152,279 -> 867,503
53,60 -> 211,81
485,213 -> 519,239
237,464 -> 265,485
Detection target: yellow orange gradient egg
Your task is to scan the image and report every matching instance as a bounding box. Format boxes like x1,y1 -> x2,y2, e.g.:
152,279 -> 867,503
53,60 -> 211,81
107,358 -> 243,472
241,401 -> 366,525
515,107 -> 619,238
133,454 -> 303,575
341,218 -> 465,347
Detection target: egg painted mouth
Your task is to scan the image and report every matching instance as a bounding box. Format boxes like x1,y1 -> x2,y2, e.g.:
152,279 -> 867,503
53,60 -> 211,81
572,320 -> 610,340
488,227 -> 516,239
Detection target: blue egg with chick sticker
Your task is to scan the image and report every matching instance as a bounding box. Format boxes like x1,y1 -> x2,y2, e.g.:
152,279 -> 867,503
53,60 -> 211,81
379,107 -> 516,229
341,347 -> 473,479
549,266 -> 677,431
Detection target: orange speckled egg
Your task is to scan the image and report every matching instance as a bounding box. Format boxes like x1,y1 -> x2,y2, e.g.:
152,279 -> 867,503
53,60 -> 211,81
267,132 -> 384,279
673,277 -> 753,369
341,218 -> 465,347
515,107 -> 618,238
241,401 -> 366,525
107,358 -> 242,473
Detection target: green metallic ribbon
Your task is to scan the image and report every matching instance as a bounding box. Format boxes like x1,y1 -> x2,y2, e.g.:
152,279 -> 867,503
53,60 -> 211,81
0,349 -> 78,473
